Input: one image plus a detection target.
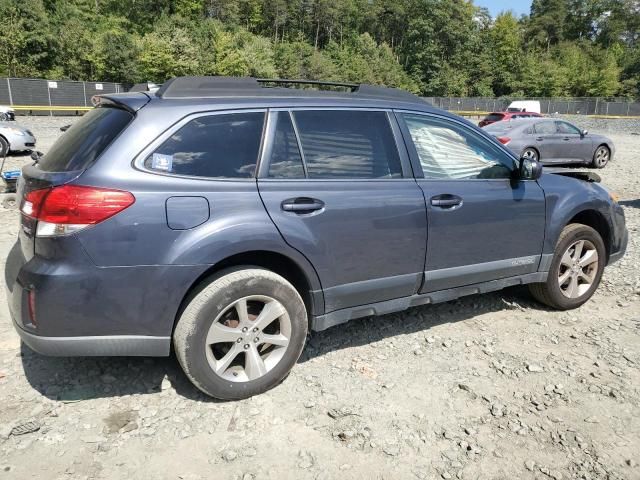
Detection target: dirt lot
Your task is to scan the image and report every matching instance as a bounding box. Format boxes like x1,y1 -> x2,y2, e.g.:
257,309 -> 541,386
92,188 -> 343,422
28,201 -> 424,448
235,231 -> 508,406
0,116 -> 639,480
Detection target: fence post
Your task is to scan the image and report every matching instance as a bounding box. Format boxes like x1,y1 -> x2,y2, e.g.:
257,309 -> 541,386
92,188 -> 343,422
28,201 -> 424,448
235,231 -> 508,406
47,82 -> 53,117
606,102 -> 609,116
82,82 -> 87,107
627,102 -> 631,117
6,78 -> 13,106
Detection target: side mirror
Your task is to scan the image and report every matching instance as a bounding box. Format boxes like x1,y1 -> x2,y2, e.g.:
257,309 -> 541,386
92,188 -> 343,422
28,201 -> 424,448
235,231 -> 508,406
581,129 -> 588,137
30,151 -> 43,161
519,157 -> 543,181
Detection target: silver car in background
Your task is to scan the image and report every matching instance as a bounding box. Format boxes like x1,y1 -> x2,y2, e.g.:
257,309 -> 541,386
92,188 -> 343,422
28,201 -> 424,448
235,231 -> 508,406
483,118 -> 614,168
0,122 -> 37,157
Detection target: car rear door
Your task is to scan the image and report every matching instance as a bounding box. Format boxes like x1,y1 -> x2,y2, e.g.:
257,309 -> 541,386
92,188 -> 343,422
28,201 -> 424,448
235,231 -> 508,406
396,111 -> 546,292
532,120 -> 560,162
257,109 -> 427,313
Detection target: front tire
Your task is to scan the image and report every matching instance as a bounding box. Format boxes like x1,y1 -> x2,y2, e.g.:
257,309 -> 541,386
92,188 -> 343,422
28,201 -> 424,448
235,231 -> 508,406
592,145 -> 610,168
0,136 -> 9,157
529,224 -> 605,310
174,267 -> 308,400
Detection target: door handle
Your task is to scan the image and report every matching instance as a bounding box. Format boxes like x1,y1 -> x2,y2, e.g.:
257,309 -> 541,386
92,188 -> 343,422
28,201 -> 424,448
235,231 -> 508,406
430,194 -> 462,209
536,137 -> 544,141
281,197 -> 325,213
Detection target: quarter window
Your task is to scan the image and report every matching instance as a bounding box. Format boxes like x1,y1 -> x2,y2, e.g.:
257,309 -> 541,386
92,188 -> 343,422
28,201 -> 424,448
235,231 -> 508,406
401,113 -> 515,180
144,112 -> 265,178
291,110 -> 402,179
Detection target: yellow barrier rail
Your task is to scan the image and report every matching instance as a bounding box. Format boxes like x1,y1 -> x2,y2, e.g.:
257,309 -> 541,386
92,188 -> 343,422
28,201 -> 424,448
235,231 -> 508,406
12,105 -> 93,112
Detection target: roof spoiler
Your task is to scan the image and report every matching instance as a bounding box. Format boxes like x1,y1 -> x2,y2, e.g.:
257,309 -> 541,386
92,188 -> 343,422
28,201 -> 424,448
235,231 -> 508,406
91,92 -> 151,113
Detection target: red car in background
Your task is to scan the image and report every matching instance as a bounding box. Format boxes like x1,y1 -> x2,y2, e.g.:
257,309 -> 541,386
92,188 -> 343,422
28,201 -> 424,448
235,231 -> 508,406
478,111 -> 542,127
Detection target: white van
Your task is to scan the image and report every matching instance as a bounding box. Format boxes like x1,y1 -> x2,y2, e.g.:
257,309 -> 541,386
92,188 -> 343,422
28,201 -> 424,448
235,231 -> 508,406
506,100 -> 541,114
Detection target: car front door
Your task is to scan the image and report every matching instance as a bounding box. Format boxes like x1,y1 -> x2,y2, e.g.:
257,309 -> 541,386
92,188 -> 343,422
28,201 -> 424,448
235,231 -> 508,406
555,120 -> 592,163
397,111 -> 546,293
258,109 -> 427,313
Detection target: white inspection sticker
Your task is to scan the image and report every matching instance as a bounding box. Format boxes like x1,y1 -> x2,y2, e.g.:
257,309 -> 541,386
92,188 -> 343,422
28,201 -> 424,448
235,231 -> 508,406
151,153 -> 173,172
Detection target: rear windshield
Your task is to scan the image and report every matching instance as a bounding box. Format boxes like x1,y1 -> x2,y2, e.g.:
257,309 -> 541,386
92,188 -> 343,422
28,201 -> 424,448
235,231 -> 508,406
485,113 -> 504,121
37,107 -> 133,172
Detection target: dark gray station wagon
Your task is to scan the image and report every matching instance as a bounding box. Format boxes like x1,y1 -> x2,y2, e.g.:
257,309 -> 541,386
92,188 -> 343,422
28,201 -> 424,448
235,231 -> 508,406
6,77 -> 628,399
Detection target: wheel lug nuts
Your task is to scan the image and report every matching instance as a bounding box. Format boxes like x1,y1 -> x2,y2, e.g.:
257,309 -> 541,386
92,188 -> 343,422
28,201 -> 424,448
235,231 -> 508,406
244,344 -> 250,350
254,337 -> 259,343
253,327 -> 258,332
242,327 -> 248,332
236,338 -> 242,343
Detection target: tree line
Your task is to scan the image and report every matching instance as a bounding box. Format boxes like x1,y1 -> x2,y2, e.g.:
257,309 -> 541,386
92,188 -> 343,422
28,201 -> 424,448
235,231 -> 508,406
0,0 -> 638,98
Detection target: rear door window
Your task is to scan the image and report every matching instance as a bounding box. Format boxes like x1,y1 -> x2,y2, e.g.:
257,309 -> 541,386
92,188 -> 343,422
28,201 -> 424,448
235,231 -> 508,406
144,112 -> 265,178
291,110 -> 402,179
534,122 -> 556,135
38,107 -> 133,172
267,112 -> 305,179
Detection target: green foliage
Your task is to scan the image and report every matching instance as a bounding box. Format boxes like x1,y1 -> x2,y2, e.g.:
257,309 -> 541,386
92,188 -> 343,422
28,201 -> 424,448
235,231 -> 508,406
0,0 -> 636,98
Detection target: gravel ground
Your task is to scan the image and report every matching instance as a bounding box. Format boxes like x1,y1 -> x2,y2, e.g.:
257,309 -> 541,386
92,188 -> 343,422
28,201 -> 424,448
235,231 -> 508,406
0,116 -> 639,480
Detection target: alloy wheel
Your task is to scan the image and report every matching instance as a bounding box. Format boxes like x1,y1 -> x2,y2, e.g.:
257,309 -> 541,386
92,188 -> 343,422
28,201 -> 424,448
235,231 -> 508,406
594,147 -> 609,167
522,149 -> 538,161
557,239 -> 599,299
205,295 -> 291,382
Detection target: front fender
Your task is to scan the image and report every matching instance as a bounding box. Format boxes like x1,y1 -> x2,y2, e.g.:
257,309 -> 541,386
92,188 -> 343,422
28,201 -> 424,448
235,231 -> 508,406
537,173 -> 615,256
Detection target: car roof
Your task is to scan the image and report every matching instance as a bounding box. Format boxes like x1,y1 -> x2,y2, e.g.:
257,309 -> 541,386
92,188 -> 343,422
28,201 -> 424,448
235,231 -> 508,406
95,76 -> 452,117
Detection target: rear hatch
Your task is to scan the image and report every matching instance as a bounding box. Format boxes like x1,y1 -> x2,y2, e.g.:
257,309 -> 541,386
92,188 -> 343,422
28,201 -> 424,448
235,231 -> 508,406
18,103 -> 139,260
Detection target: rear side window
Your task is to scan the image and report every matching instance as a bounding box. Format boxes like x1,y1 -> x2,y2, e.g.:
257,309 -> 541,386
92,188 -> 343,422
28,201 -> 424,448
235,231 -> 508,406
534,122 -> 556,134
145,112 -> 265,178
292,110 -> 402,179
38,107 -> 133,172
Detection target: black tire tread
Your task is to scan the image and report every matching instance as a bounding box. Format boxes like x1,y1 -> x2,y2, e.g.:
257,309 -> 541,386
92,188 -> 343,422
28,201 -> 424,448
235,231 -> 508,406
174,267 -> 306,400
529,223 -> 604,310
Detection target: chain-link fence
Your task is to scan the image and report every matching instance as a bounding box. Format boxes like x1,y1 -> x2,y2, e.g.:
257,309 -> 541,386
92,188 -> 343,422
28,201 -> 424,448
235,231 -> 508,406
0,77 -> 125,115
1,77 -> 639,117
424,97 -> 640,117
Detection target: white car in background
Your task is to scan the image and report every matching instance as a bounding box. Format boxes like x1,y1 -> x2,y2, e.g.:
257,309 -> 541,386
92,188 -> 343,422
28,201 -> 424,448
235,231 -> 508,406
0,123 -> 36,157
0,106 -> 16,121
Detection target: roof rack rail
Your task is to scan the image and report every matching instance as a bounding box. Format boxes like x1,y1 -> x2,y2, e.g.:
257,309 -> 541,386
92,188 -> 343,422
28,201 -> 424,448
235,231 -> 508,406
256,78 -> 358,90
156,76 -> 421,102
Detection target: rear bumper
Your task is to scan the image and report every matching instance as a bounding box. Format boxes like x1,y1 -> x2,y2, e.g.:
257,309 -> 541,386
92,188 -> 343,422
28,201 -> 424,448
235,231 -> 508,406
11,314 -> 170,356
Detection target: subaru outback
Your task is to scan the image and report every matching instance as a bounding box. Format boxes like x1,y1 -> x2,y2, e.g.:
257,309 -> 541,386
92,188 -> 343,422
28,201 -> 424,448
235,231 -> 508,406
5,77 -> 628,400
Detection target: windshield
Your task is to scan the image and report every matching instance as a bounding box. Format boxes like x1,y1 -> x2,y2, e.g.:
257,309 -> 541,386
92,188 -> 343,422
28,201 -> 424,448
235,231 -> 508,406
37,107 -> 133,172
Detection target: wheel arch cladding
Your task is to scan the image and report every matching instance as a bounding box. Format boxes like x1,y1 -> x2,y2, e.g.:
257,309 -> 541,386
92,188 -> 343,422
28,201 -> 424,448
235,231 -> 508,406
172,250 -> 320,335
567,209 -> 611,260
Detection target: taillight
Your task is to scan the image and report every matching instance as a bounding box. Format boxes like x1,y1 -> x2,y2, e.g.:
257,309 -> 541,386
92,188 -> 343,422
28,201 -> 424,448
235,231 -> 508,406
497,136 -> 511,145
21,185 -> 135,237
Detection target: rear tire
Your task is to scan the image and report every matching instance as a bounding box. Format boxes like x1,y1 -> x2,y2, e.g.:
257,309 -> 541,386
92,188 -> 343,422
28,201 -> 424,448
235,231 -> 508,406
592,145 -> 610,168
174,267 -> 308,400
529,224 -> 605,310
